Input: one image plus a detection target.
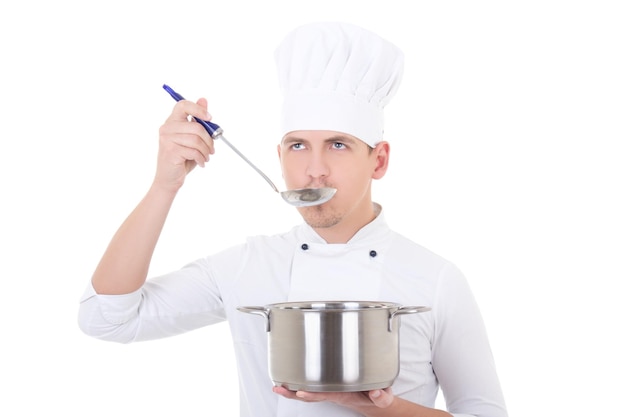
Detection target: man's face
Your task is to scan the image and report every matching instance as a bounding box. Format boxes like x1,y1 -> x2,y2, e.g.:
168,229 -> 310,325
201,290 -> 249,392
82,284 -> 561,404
277,130 -> 388,229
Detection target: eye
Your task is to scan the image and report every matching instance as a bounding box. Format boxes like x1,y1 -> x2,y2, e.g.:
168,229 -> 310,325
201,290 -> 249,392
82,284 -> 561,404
332,142 -> 346,150
290,143 -> 305,150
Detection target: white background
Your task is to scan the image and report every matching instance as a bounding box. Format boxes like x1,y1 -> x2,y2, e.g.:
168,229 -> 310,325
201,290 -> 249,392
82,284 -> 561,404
1,1 -> 624,415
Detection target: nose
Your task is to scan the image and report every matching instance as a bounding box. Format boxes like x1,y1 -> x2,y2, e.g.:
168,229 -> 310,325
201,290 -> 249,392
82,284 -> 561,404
304,149 -> 330,184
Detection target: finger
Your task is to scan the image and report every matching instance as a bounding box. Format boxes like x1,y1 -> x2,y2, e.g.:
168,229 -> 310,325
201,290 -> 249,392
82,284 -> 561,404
160,121 -> 215,157
164,99 -> 216,156
166,99 -> 212,124
163,132 -> 214,162
159,140 -> 208,169
196,97 -> 208,109
272,386 -> 300,400
295,391 -> 328,403
192,98 -> 216,155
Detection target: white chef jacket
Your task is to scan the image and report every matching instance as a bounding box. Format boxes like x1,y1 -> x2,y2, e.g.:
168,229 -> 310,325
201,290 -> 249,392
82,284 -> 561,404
78,205 -> 507,417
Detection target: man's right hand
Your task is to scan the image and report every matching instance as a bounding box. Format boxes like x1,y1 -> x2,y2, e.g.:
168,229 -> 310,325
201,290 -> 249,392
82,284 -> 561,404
154,98 -> 215,193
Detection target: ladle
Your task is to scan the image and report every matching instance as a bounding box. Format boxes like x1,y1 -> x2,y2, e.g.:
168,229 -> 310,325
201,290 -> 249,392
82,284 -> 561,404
163,84 -> 336,207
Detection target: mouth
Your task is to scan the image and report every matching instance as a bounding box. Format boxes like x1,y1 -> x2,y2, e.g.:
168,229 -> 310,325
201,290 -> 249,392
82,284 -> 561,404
298,189 -> 325,202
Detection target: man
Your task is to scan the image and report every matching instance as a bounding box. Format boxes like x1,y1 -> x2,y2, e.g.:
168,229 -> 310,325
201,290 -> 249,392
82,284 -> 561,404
78,22 -> 508,417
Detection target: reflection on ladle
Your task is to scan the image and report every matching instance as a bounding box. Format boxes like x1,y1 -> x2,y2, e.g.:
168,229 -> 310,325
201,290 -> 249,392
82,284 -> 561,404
163,84 -> 336,207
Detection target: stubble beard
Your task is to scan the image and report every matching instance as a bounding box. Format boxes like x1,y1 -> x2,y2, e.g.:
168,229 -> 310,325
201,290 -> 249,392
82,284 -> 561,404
299,205 -> 343,229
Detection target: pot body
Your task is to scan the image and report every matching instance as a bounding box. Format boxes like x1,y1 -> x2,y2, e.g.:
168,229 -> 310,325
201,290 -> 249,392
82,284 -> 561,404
238,301 -> 430,392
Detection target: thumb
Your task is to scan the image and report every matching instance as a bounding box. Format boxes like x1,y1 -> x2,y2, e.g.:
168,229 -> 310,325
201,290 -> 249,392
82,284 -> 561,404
196,98 -> 209,115
369,388 -> 394,408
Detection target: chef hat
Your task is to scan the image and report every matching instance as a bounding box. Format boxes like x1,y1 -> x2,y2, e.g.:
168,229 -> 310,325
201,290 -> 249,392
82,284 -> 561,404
275,22 -> 404,147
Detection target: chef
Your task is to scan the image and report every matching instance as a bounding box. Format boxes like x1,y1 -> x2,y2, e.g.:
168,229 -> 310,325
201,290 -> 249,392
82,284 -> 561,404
78,22 -> 508,417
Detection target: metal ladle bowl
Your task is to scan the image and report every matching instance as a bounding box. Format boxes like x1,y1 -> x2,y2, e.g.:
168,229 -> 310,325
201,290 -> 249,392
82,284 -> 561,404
163,85 -> 336,207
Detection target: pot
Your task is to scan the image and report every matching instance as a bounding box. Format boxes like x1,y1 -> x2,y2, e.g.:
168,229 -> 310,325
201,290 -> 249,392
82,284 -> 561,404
237,301 -> 430,392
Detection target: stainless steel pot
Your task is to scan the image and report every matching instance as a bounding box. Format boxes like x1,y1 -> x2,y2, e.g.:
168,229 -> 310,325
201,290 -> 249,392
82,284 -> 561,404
237,301 -> 430,392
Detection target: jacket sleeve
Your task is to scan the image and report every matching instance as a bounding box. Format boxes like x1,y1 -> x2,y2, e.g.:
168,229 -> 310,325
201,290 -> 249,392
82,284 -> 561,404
77,257 -> 227,343
432,263 -> 508,417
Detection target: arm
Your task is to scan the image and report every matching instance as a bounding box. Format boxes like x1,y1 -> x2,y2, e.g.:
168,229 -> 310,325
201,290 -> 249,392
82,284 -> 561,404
91,98 -> 215,295
430,264 -> 507,417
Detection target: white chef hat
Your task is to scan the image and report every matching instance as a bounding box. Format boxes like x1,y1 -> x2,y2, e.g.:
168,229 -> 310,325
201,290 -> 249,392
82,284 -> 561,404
275,22 -> 404,147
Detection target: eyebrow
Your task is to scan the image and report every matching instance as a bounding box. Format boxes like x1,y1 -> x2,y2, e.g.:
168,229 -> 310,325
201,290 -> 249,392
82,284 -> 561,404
282,134 -> 358,146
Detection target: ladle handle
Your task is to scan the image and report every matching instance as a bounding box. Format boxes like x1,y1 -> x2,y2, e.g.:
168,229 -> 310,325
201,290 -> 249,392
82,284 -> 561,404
162,84 -> 280,193
163,84 -> 222,137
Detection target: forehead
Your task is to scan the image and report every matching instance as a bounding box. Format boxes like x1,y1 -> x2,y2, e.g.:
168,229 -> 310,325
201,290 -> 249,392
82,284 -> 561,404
281,130 -> 364,145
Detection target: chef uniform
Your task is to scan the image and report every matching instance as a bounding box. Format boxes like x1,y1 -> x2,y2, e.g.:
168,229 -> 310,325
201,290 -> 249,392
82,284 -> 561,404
78,22 -> 507,417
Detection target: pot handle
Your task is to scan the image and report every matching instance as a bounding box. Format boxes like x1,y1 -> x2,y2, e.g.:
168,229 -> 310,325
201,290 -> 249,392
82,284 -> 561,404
237,306 -> 271,332
388,306 -> 431,331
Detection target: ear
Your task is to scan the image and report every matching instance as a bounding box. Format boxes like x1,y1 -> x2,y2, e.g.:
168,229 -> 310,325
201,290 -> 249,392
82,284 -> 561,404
372,141 -> 390,180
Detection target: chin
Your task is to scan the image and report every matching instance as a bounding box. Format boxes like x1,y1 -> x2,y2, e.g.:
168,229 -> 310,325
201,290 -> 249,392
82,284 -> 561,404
298,205 -> 342,229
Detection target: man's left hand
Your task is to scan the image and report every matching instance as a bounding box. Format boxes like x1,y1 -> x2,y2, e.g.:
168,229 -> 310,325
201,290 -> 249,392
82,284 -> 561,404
272,385 -> 394,409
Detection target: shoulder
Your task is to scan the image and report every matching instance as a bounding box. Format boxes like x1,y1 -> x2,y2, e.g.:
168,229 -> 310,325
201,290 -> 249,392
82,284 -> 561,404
245,225 -> 300,250
386,230 -> 457,275
208,225 -> 300,262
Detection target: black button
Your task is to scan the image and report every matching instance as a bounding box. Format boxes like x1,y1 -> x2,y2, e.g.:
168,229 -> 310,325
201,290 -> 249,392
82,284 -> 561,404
301,243 -> 309,250
369,250 -> 377,257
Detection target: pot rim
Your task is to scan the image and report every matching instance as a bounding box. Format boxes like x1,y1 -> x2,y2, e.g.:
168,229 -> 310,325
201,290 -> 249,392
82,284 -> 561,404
264,301 -> 402,311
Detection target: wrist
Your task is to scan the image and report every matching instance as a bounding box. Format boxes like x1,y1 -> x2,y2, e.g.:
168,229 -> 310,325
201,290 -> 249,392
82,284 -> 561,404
149,179 -> 182,199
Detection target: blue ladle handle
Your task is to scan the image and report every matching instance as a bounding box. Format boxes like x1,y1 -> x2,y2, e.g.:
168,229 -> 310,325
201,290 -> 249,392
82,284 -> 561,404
162,84 -> 223,137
